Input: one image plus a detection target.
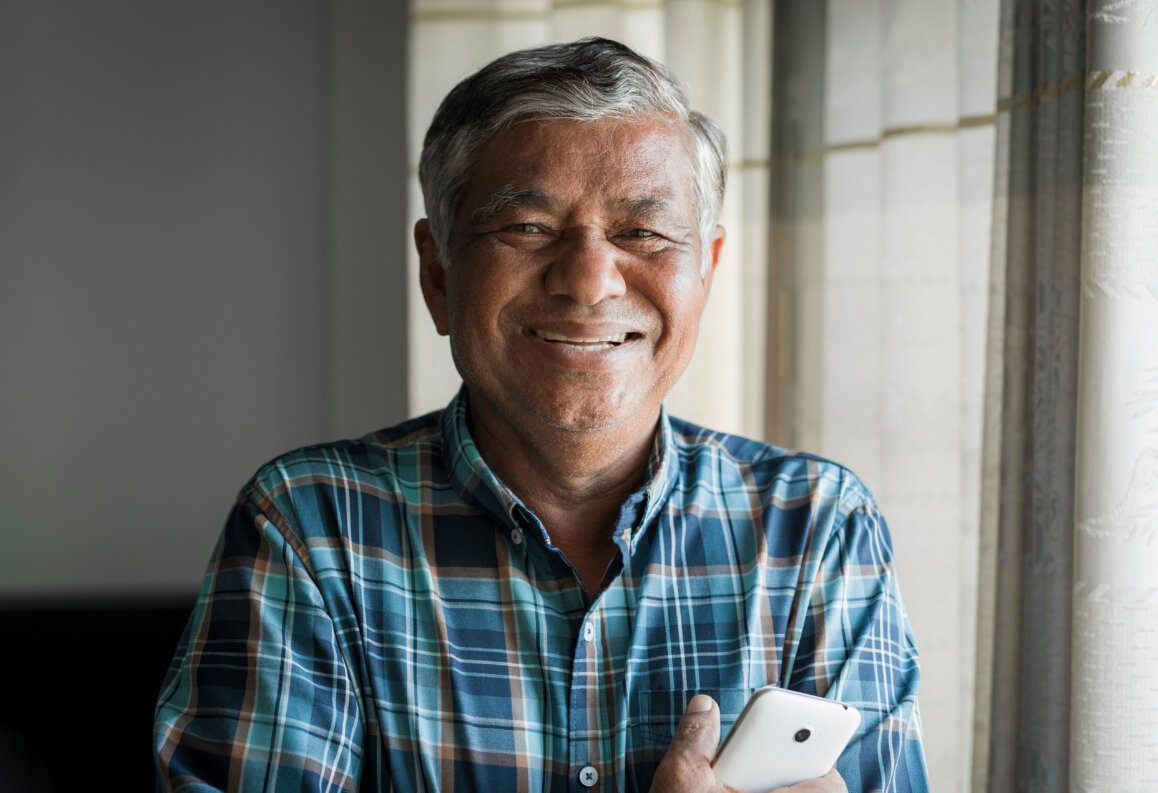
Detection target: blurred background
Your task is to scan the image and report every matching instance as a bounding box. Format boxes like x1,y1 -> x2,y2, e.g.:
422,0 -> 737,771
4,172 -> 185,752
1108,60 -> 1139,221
5,1 -> 1157,791
1,2 -> 408,788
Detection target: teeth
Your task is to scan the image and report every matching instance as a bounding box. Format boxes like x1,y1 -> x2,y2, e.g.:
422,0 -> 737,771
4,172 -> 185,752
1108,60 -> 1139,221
535,329 -> 628,348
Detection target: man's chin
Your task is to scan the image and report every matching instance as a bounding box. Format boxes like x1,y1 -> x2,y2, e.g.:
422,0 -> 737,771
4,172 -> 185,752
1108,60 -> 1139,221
517,392 -> 648,435
462,376 -> 661,440
527,405 -> 625,434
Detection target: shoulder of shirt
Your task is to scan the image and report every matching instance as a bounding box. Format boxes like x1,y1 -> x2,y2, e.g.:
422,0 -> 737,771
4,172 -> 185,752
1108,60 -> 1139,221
241,408 -> 446,496
665,414 -> 879,511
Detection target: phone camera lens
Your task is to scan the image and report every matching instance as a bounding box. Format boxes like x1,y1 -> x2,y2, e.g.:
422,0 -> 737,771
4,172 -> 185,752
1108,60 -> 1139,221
793,728 -> 811,743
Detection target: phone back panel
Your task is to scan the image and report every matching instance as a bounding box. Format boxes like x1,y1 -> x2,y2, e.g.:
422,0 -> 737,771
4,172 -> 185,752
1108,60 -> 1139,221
712,687 -> 861,792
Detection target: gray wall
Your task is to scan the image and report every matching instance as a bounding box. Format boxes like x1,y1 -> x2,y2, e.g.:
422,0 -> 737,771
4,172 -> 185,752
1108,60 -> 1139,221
0,1 -> 409,596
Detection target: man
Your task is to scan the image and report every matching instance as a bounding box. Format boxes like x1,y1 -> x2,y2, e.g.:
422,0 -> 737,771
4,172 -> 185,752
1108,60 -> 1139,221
154,38 -> 929,792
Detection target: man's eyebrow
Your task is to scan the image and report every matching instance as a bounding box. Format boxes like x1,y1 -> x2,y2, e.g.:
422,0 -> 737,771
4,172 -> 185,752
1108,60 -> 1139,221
467,190 -> 691,230
615,196 -> 677,218
469,187 -> 555,226
616,196 -> 694,230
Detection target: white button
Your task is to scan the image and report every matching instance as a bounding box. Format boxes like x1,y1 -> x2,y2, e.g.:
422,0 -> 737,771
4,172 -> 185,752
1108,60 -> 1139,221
510,528 -> 523,545
583,620 -> 596,642
578,765 -> 599,787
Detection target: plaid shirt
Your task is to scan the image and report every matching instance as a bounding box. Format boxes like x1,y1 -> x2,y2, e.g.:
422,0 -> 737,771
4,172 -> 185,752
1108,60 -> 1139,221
155,390 -> 929,792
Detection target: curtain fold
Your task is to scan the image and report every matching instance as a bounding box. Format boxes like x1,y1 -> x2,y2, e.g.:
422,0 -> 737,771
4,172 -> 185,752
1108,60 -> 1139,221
976,0 -> 1158,789
1069,2 -> 1158,787
974,0 -> 1083,788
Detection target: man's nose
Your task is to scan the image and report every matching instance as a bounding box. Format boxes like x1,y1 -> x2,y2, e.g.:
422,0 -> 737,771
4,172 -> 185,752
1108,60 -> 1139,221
543,231 -> 628,305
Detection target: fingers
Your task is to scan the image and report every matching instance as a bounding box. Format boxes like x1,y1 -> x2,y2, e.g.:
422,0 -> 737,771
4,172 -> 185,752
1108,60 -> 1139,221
648,695 -> 723,793
771,768 -> 848,793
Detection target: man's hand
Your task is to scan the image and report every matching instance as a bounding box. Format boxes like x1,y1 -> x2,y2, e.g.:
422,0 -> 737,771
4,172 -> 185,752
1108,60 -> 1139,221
648,696 -> 849,793
649,694 -> 729,792
771,769 -> 846,793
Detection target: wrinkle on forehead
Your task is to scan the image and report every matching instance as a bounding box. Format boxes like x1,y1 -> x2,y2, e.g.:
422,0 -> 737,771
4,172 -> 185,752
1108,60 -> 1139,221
460,118 -> 698,235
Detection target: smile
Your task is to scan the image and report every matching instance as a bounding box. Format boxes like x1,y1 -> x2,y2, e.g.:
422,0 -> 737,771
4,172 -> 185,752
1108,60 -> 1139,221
533,329 -> 630,351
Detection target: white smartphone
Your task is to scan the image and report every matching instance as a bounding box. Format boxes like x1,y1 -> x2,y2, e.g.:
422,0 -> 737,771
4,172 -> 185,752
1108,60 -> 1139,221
711,686 -> 860,792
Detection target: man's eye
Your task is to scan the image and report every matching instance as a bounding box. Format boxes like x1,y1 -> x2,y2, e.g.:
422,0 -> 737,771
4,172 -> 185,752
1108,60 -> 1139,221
623,228 -> 658,238
503,223 -> 542,234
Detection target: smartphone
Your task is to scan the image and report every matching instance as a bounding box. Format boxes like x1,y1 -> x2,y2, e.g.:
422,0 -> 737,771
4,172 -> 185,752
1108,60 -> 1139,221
711,686 -> 860,792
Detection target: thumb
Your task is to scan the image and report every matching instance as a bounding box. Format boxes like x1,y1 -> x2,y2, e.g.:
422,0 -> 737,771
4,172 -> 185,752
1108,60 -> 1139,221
667,694 -> 722,767
649,695 -> 723,792
671,694 -> 721,759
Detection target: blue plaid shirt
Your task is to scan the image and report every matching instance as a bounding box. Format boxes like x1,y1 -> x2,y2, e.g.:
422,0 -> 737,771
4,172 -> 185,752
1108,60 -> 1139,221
155,390 -> 929,791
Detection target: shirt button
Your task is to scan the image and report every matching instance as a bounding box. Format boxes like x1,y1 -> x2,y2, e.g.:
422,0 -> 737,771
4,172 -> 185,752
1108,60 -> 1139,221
578,765 -> 599,787
583,620 -> 596,642
510,528 -> 523,545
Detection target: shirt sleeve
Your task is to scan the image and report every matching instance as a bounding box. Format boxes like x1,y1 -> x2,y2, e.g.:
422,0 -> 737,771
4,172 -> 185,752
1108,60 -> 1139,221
787,469 -> 931,793
154,486 -> 364,792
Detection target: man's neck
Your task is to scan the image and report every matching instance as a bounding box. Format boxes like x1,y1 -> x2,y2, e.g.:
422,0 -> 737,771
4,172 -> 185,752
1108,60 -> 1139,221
465,394 -> 659,594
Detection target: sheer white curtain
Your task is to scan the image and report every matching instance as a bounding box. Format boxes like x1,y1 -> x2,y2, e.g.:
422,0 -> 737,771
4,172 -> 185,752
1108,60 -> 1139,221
975,0 -> 1158,789
1070,4 -> 1158,782
406,0 -> 773,439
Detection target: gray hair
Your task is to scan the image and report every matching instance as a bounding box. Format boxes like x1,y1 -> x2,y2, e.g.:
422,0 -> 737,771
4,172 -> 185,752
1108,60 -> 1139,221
417,37 -> 727,273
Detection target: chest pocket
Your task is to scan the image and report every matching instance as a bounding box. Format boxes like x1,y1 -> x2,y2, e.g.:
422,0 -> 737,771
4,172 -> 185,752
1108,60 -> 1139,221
636,688 -> 751,745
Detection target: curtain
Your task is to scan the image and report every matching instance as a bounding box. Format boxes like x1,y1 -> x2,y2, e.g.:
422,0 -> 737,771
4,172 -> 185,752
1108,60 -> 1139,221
406,0 -> 774,440
975,0 -> 1158,790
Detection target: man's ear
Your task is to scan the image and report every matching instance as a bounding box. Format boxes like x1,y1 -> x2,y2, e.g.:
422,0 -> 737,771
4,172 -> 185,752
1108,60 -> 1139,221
701,224 -> 725,294
415,219 -> 451,336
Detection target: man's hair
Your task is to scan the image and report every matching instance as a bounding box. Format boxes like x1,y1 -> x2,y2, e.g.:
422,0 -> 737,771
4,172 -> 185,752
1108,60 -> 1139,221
417,37 -> 727,272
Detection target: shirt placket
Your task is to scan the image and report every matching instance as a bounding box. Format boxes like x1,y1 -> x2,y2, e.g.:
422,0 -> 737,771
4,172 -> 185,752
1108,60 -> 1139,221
569,598 -> 607,792
505,488 -> 648,792
566,541 -> 634,792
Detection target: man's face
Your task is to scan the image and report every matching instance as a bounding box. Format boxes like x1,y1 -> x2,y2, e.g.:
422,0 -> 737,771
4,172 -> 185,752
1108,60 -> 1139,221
417,117 -> 723,439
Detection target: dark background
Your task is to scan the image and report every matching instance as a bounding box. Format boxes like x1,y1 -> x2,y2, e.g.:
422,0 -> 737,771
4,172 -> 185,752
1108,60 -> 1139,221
0,598 -> 194,790
2,0 -> 409,784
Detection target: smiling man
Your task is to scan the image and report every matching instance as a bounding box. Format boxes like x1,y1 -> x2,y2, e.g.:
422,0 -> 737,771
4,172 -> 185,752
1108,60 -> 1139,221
415,115 -> 721,599
155,38 -> 930,792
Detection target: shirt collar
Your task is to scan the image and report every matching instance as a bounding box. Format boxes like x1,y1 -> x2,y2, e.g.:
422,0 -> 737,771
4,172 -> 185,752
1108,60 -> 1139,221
439,387 -> 680,548
440,387 -> 522,527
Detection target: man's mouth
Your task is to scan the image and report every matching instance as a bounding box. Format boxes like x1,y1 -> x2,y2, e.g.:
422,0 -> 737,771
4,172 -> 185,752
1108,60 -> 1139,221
533,329 -> 632,351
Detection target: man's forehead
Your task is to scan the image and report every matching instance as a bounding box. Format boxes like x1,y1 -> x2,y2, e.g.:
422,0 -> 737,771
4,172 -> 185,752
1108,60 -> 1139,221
456,117 -> 697,226
473,117 -> 689,171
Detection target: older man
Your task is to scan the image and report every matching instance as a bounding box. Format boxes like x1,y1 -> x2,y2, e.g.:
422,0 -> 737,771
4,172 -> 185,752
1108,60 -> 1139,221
155,38 -> 929,792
